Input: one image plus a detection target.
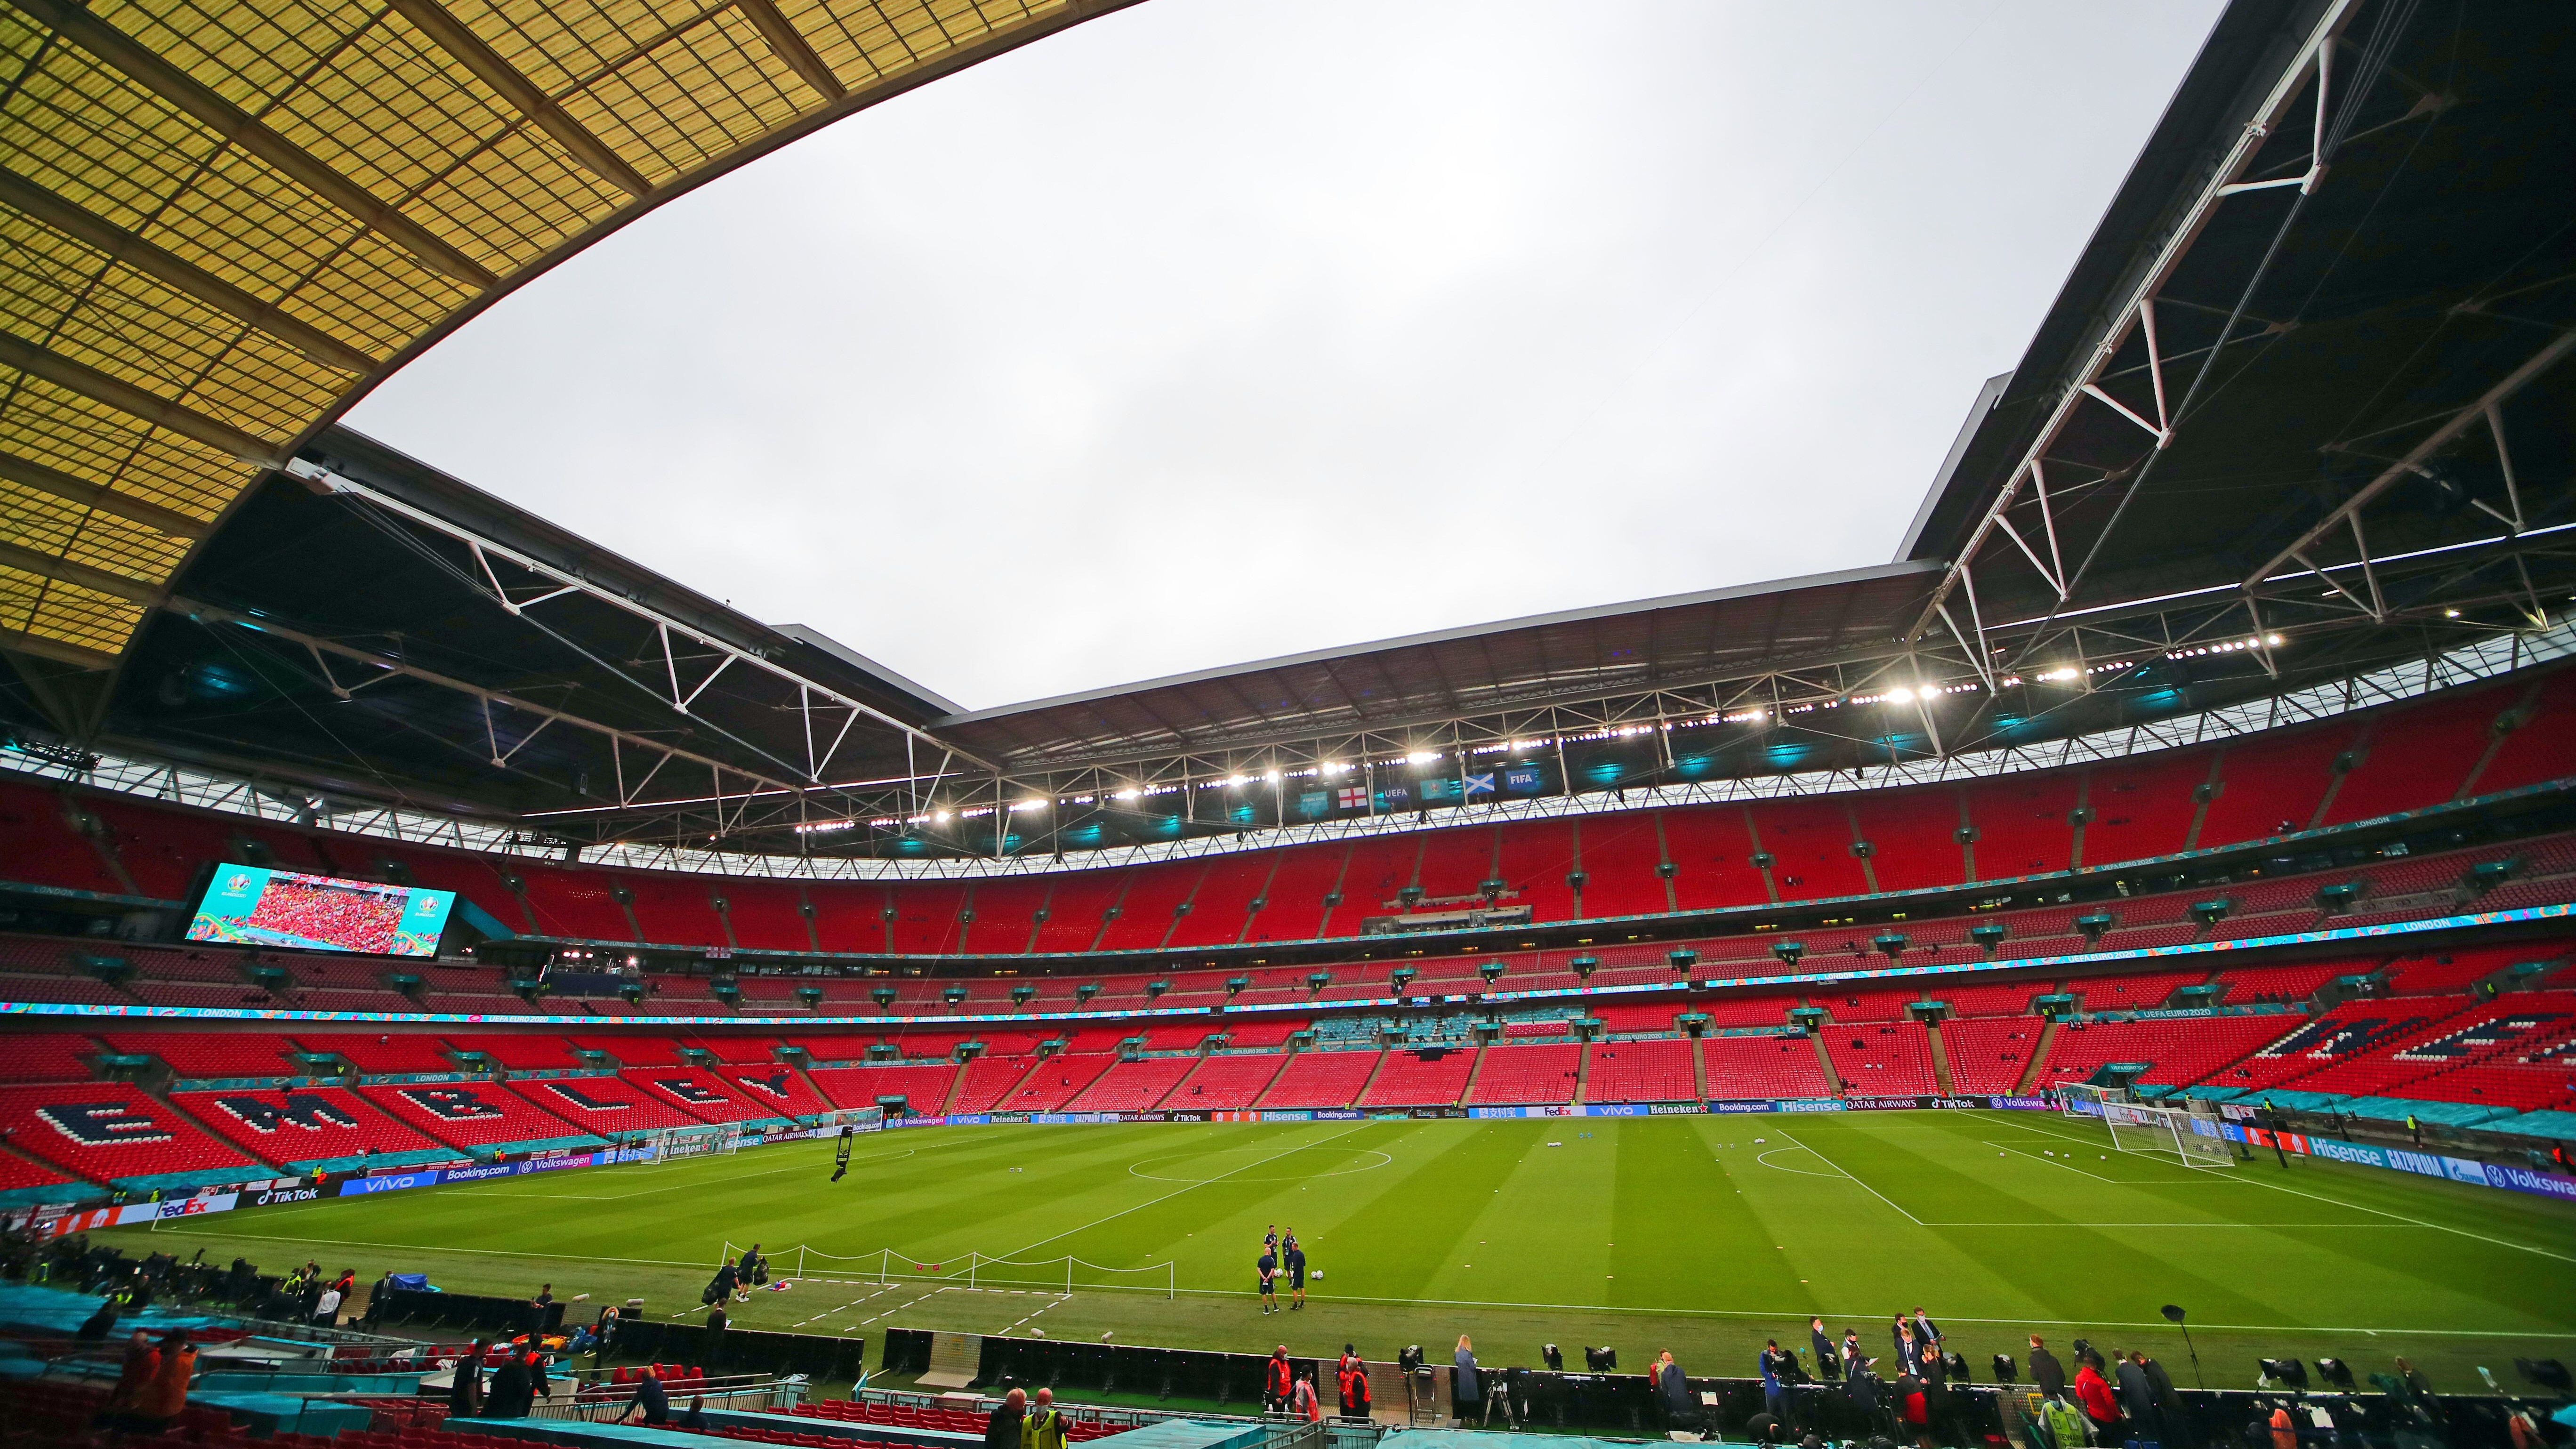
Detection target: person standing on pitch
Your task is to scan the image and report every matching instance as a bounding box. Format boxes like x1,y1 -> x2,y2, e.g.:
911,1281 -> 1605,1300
1841,1329 -> 1867,1381
1810,1318 -> 1840,1382
1909,1306 -> 1943,1355
1284,1234 -> 1308,1310
1256,1247 -> 1280,1314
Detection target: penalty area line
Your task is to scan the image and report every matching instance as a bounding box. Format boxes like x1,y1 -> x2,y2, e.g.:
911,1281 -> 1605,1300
2005,1114 -> 2576,1265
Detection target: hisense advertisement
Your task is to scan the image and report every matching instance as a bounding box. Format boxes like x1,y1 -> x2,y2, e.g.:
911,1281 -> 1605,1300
185,863 -> 455,957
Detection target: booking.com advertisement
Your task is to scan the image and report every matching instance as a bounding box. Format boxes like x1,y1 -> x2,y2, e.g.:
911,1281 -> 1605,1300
186,863 -> 456,957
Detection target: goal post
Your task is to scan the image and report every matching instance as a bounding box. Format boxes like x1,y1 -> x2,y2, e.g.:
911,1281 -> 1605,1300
2104,1099 -> 2237,1169
2057,1082 -> 2131,1119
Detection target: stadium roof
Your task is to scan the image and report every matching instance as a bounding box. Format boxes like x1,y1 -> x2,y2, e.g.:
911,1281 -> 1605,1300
3,0 -> 2571,862
0,0 -> 1138,667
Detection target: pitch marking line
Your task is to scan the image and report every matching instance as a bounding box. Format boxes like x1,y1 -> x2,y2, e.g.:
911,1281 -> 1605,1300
992,1122 -> 1371,1262
2003,1113 -> 2576,1265
1128,1148 -> 1392,1183
1770,1127 -> 1924,1225
1753,1147 -> 1842,1178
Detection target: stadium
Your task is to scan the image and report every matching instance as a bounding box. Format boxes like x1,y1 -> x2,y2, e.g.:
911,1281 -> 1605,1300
0,0 -> 2573,1447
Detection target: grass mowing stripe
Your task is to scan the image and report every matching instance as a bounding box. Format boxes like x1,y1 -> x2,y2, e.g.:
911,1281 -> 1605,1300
2007,1112 -> 2576,1264
994,1123 -> 1370,1262
1771,1126 -> 1923,1225
101,1116 -> 2573,1385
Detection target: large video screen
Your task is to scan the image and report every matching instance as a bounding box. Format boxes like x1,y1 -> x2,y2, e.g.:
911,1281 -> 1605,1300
186,864 -> 455,957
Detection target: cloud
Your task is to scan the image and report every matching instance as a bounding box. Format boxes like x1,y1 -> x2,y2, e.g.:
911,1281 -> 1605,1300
346,0 -> 2224,710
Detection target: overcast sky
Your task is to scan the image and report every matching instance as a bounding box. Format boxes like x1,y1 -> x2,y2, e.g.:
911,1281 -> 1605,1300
346,0 -> 2226,713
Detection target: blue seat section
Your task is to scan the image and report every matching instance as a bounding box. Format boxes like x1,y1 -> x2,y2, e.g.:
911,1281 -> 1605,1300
2489,1108 -> 2576,1137
451,1416 -> 736,1447
110,1168 -> 270,1192
190,1390 -> 373,1437
479,1135 -> 611,1158
0,1283 -> 239,1337
288,1148 -> 458,1173
196,1370 -> 423,1395
1086,1419 -> 1271,1449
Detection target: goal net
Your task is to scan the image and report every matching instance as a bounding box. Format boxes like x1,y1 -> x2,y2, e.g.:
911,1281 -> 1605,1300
2104,1101 -> 2236,1169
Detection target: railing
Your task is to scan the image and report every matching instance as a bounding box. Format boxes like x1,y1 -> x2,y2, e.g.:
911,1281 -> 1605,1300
850,1385 -> 1264,1434
531,1376 -> 805,1421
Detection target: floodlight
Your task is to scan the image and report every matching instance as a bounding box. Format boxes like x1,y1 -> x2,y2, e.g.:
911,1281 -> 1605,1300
1406,750 -> 1440,765
1887,686 -> 1915,703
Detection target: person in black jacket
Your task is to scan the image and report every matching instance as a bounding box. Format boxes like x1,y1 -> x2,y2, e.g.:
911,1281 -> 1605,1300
1810,1319 -> 1841,1382
448,1340 -> 487,1417
984,1388 -> 1026,1449
2028,1337 -> 2068,1401
2115,1352 -> 2162,1448
486,1352 -> 531,1419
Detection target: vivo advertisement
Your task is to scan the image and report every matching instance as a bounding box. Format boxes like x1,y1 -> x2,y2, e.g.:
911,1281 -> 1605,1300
187,863 -> 456,957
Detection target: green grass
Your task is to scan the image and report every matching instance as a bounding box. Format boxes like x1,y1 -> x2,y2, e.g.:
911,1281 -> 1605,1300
103,1112 -> 2576,1393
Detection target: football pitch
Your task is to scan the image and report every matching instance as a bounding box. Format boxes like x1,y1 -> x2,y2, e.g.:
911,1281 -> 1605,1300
112,1111 -> 2576,1389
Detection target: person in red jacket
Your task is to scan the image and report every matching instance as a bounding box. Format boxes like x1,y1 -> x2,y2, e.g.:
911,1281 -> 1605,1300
2074,1355 -> 2123,1442
1264,1345 -> 1294,1415
1337,1353 -> 1373,1420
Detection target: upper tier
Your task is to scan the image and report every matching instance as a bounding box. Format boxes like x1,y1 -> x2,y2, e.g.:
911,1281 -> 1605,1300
5,666 -> 2571,961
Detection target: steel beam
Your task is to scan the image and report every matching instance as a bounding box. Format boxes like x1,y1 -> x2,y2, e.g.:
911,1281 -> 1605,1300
2243,328 -> 2576,589
12,0 -> 497,289
0,167 -> 381,374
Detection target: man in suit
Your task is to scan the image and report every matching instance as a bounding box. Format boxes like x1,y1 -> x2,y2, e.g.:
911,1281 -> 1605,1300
2028,1336 -> 2069,1401
1810,1319 -> 1841,1382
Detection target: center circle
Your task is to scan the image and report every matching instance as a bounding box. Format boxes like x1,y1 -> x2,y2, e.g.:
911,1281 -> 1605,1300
1127,1149 -> 1393,1183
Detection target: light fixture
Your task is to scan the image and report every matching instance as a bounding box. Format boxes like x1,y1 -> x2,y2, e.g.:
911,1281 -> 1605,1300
1405,750 -> 1440,765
